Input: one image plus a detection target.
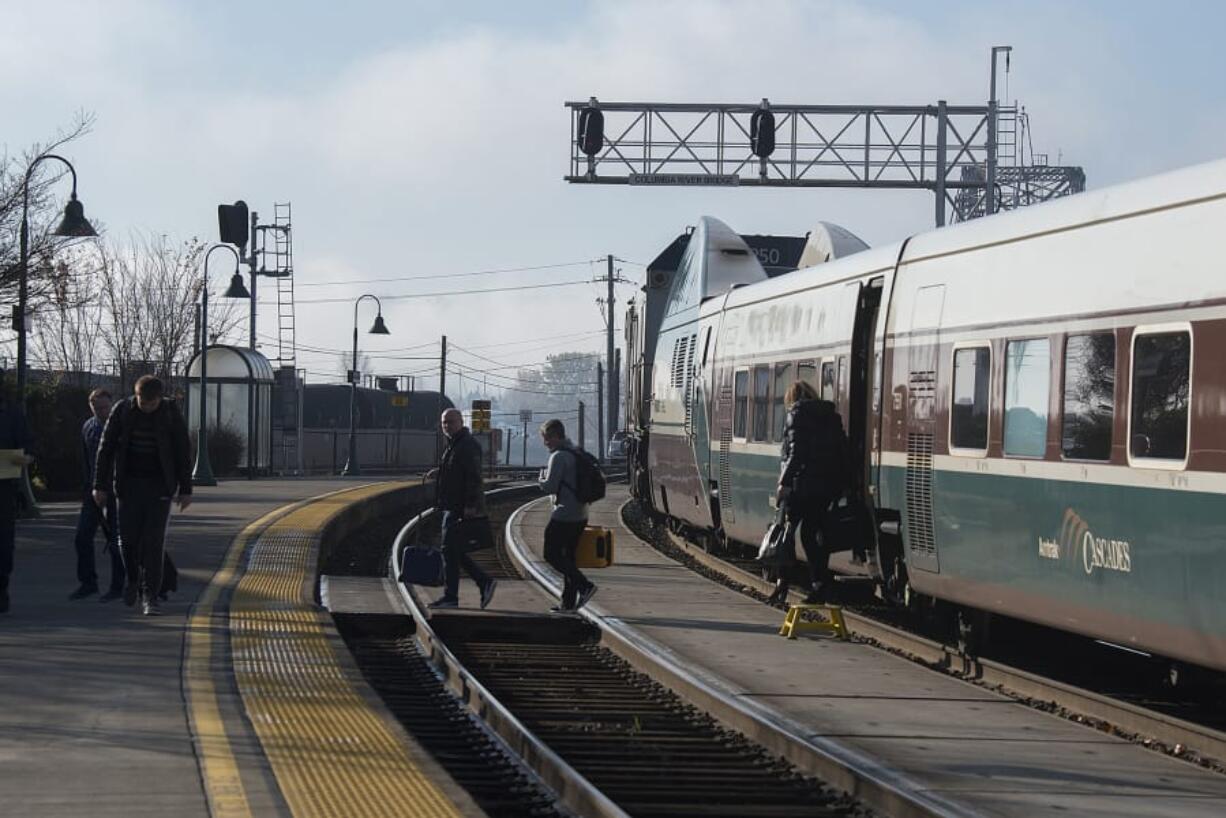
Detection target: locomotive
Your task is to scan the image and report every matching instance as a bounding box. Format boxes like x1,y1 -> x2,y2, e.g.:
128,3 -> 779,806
624,158 -> 1226,675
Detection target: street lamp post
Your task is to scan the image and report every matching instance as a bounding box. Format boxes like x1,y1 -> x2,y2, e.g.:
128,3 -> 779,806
192,245 -> 252,486
17,154 -> 97,400
342,294 -> 389,476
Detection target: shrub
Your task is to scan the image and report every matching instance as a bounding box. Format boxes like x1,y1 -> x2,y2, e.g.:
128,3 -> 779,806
27,383 -> 93,496
189,423 -> 245,477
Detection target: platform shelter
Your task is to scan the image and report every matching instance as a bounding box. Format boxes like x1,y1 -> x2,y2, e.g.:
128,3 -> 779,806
185,344 -> 275,475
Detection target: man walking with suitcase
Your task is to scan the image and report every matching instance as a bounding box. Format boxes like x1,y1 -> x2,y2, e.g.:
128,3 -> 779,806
538,419 -> 596,613
428,408 -> 496,610
93,376 -> 192,616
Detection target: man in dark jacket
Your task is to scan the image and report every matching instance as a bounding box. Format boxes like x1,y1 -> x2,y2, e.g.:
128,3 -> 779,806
70,388 -> 126,601
771,381 -> 849,604
428,408 -> 495,610
0,379 -> 34,614
92,375 -> 192,616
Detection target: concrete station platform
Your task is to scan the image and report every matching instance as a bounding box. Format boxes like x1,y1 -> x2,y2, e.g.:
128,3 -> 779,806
0,478 -> 480,818
492,485 -> 1226,817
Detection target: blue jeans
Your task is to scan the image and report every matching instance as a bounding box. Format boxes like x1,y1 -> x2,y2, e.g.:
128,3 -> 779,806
440,511 -> 490,601
543,518 -> 591,608
74,495 -> 124,591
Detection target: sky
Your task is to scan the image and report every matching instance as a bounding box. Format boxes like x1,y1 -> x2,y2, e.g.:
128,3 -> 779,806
2,0 -> 1224,399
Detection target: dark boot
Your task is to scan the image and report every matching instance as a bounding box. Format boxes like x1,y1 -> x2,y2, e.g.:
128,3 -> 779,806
766,579 -> 789,606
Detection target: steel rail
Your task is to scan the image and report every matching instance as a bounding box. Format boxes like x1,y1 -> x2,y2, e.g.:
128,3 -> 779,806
503,497 -> 974,818
660,524 -> 1226,766
390,486 -> 630,818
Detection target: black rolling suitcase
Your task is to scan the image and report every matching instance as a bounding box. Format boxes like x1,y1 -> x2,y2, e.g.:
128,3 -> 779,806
399,545 -> 446,587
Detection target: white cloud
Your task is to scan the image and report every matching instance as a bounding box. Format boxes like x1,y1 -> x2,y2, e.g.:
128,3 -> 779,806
3,0 -> 1219,391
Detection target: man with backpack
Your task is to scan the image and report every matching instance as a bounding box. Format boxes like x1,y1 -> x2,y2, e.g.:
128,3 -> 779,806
537,418 -> 602,613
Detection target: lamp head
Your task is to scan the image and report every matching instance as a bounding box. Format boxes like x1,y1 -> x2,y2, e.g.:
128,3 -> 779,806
223,272 -> 251,299
54,193 -> 97,237
369,313 -> 390,335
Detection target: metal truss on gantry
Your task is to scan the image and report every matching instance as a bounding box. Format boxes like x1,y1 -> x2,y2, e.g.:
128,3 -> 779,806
565,50 -> 1085,227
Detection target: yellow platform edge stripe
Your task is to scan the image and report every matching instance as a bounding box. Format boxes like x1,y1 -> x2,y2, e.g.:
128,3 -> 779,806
230,481 -> 466,818
184,484 -> 397,818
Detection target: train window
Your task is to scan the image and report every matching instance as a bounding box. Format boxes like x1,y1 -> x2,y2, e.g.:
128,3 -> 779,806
1062,333 -> 1115,460
772,361 -> 793,442
752,365 -> 770,441
950,345 -> 990,453
1130,330 -> 1191,462
797,360 -> 818,393
733,369 -> 749,439
838,356 -> 847,400
1003,338 -> 1050,457
821,361 -> 835,401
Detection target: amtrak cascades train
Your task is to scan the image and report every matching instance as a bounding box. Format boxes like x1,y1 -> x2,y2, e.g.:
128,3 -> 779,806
625,157 -> 1226,675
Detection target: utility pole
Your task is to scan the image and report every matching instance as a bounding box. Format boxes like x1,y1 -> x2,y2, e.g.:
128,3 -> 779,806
505,427 -> 512,466
613,347 -> 621,437
605,254 -> 616,447
522,419 -> 528,466
436,335 -> 447,462
597,361 -> 604,465
578,400 -> 585,450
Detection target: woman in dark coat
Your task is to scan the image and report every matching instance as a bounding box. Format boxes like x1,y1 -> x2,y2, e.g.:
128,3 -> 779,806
767,380 -> 849,605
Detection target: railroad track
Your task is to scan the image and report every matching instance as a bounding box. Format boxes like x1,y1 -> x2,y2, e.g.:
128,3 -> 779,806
344,486 -> 880,818
621,499 -> 1226,772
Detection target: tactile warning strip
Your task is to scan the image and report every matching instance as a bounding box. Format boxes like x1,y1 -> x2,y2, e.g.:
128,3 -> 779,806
229,484 -> 464,818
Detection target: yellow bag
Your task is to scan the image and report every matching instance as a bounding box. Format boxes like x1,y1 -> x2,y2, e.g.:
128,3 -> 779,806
575,526 -> 614,568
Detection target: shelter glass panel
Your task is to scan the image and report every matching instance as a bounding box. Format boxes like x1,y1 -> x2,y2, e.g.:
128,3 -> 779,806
1062,333 -> 1115,460
1003,339 -> 1050,457
733,370 -> 749,439
951,346 -> 990,451
752,365 -> 770,442
772,362 -> 792,442
1130,331 -> 1190,461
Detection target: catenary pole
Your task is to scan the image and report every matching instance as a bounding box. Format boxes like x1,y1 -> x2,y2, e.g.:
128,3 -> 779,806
606,254 -> 616,446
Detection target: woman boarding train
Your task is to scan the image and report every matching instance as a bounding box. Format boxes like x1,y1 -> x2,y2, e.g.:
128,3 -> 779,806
766,380 -> 851,606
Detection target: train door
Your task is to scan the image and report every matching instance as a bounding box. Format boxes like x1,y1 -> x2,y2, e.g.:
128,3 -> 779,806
711,323 -> 737,529
687,324 -> 716,528
902,284 -> 945,574
848,278 -> 883,505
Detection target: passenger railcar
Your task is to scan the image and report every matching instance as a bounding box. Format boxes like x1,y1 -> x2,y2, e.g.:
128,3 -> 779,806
634,158 -> 1226,674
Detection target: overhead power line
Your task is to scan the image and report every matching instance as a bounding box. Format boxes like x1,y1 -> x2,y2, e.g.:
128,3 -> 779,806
297,280 -> 594,305
294,259 -> 604,288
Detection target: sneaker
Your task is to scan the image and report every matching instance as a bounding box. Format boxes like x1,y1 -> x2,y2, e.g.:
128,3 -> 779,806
142,597 -> 162,616
69,583 -> 99,600
123,585 -> 139,607
549,604 -> 575,615
428,597 -> 459,610
575,585 -> 598,611
479,580 -> 497,610
99,588 -> 124,603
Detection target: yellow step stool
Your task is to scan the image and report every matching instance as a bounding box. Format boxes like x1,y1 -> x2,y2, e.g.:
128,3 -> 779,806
778,604 -> 849,640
